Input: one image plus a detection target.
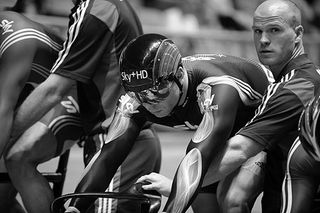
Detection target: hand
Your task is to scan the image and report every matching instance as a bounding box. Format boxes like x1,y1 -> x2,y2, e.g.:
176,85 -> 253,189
136,172 -> 172,197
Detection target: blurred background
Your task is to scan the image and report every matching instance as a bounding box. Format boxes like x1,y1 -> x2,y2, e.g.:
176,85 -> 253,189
1,0 -> 320,65
1,0 -> 320,212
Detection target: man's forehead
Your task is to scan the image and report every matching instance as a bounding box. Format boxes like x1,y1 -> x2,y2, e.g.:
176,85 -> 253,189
253,15 -> 289,27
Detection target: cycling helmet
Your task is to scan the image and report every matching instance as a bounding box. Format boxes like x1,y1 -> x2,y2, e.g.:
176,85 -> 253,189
299,93 -> 320,161
120,33 -> 182,93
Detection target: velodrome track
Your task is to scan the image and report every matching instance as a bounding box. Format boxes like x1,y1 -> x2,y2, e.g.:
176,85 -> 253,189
38,125 -> 262,213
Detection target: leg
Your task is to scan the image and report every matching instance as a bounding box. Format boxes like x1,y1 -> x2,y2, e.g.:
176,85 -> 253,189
217,151 -> 266,213
5,122 -> 60,213
281,139 -> 320,213
5,85 -> 81,213
0,157 -> 25,213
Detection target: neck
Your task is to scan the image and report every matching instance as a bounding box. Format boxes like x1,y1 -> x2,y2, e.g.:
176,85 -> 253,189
271,41 -> 305,79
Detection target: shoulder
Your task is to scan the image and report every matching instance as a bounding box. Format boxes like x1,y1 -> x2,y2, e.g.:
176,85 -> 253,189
0,11 -> 40,32
0,12 -> 61,56
283,72 -> 318,106
89,0 -> 118,30
0,13 -> 36,56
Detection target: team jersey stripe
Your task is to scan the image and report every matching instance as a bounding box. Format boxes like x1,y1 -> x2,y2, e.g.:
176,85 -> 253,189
259,63 -> 275,83
231,76 -> 262,99
51,121 -> 82,136
1,28 -> 61,51
0,28 -> 61,56
31,63 -> 51,79
51,0 -> 90,73
48,115 -> 82,136
243,83 -> 279,127
242,70 -> 296,128
202,75 -> 263,106
281,138 -> 300,213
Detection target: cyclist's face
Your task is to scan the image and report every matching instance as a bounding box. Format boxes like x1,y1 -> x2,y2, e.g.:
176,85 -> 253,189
138,81 -> 180,117
252,16 -> 296,69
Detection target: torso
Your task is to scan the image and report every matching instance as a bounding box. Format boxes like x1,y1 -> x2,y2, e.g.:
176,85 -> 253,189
134,54 -> 271,133
0,11 -> 62,102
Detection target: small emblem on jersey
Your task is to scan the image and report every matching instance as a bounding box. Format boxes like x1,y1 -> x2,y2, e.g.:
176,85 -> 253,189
121,70 -> 149,83
0,19 -> 14,35
118,94 -> 139,115
60,96 -> 80,113
197,83 -> 219,113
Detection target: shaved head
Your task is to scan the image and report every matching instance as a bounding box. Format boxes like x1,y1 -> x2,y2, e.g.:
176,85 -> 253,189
254,0 -> 301,28
252,0 -> 305,77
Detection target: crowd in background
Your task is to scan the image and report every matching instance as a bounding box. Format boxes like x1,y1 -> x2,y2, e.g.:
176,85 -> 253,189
4,0 -> 320,34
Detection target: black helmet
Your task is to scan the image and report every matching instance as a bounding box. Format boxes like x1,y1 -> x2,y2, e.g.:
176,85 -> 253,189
120,33 -> 181,93
299,93 -> 320,161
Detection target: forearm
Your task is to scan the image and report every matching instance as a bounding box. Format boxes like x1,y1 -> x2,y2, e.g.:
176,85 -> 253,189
69,95 -> 141,211
0,110 -> 13,156
164,148 -> 203,213
164,143 -> 223,213
203,135 -> 264,185
11,83 -> 63,140
165,112 -> 229,213
70,123 -> 140,211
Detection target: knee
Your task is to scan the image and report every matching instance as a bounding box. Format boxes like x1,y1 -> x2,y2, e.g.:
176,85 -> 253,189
4,146 -> 32,169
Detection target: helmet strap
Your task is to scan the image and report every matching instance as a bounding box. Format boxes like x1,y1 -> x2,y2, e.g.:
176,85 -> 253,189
173,75 -> 183,107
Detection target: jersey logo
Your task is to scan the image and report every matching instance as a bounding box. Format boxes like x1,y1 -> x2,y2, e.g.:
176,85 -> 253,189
0,19 -> 14,35
118,94 -> 139,115
60,96 -> 80,113
197,83 -> 219,113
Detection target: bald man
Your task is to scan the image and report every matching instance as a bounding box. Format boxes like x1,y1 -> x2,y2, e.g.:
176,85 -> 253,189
164,0 -> 320,212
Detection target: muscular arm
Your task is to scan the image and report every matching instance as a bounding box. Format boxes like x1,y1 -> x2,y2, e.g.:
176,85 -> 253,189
164,84 -> 245,213
0,41 -> 36,156
11,73 -> 74,141
212,134 -> 263,181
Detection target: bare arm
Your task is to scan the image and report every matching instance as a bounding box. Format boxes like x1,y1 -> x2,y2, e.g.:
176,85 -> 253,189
205,134 -> 264,183
0,40 -> 36,156
11,73 -> 75,141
